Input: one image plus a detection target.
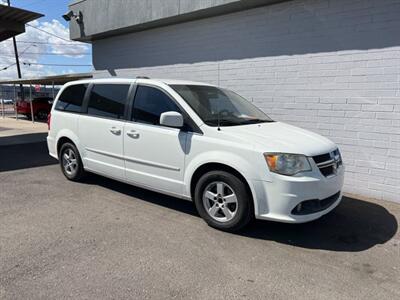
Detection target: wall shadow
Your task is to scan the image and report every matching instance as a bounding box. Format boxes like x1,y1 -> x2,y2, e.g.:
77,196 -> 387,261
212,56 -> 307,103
93,0 -> 400,69
83,174 -> 398,252
0,133 -> 57,172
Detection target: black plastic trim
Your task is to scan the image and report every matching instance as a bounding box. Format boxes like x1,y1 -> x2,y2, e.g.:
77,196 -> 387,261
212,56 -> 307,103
291,191 -> 341,216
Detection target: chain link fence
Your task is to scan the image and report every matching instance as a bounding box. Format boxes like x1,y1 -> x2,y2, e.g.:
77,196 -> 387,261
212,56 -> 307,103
0,84 -> 60,121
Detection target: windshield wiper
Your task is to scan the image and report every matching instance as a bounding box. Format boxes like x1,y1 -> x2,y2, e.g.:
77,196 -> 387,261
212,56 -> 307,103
204,119 -> 241,126
205,118 -> 274,126
239,118 -> 274,124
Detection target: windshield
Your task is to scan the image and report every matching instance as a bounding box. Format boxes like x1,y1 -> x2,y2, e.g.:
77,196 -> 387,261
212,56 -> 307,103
170,85 -> 273,127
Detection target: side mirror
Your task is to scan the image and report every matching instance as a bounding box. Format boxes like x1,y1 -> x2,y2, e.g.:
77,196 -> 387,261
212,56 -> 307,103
160,111 -> 184,128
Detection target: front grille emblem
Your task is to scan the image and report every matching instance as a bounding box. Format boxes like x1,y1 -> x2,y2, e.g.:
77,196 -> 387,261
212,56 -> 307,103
330,151 -> 340,174
313,149 -> 342,177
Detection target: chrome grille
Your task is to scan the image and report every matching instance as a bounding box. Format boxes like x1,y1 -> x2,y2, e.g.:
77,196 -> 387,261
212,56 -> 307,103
313,149 -> 342,177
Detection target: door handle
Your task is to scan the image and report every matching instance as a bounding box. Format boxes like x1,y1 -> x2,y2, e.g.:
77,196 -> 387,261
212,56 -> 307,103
127,130 -> 140,139
109,127 -> 121,135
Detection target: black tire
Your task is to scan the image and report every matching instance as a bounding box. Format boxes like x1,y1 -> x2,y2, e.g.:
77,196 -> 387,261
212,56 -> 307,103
36,110 -> 48,120
59,142 -> 86,181
194,170 -> 253,232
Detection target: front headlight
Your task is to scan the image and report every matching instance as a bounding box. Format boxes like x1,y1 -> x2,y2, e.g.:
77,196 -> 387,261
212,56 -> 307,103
264,153 -> 311,176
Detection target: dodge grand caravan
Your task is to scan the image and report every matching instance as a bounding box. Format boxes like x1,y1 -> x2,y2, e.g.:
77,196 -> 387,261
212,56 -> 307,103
47,77 -> 344,231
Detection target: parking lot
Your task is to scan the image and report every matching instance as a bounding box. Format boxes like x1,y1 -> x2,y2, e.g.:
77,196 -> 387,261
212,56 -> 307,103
0,119 -> 399,299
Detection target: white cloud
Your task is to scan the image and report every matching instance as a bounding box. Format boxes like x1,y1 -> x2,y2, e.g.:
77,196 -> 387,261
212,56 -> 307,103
0,19 -> 91,80
37,19 -> 89,57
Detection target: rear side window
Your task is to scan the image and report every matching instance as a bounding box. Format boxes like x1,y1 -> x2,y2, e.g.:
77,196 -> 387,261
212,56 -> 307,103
87,84 -> 130,119
133,85 -> 180,125
55,84 -> 87,113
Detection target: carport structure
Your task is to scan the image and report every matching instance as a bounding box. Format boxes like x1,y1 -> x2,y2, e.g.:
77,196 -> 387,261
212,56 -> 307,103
0,4 -> 43,41
0,72 -> 92,122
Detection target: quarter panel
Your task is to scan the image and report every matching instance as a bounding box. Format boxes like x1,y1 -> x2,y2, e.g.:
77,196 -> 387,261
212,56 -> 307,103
51,111 -> 81,159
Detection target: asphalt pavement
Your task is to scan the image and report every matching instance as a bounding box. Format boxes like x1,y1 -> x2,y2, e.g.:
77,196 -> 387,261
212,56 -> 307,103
0,133 -> 399,299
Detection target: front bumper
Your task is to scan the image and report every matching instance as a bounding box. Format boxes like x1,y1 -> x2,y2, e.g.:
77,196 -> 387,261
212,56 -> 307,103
250,166 -> 345,223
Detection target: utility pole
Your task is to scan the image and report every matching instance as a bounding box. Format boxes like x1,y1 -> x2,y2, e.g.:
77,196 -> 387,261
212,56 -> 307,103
7,0 -> 24,101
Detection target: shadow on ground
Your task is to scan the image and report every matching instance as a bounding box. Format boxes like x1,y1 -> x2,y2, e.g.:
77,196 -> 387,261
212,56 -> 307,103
1,132 -> 397,252
0,133 -> 57,172
3,115 -> 48,123
241,198 -> 398,252
84,174 -> 398,252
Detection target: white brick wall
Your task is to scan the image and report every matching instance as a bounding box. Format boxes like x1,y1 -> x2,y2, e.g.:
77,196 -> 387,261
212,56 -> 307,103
93,0 -> 400,203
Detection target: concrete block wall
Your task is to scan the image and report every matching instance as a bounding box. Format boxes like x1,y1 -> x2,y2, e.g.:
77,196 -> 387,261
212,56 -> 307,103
93,0 -> 400,203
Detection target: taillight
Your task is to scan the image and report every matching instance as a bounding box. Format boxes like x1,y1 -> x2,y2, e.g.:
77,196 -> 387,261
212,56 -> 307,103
47,112 -> 51,130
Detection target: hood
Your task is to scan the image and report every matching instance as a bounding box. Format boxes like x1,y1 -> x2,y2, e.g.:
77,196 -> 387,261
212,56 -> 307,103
221,122 -> 337,156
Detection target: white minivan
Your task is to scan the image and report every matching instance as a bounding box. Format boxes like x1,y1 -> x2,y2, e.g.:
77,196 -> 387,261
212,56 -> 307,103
47,77 -> 344,231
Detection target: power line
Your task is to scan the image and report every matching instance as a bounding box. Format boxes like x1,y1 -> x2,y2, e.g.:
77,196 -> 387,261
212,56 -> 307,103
26,24 -> 74,42
1,52 -> 92,56
23,41 -> 84,45
3,40 -> 86,46
2,62 -> 92,68
0,63 -> 16,71
0,45 -> 35,71
22,62 -> 92,67
37,52 -> 91,56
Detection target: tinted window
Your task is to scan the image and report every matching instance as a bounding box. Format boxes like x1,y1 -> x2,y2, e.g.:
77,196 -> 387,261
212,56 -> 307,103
133,85 -> 180,125
55,84 -> 87,112
87,84 -> 130,119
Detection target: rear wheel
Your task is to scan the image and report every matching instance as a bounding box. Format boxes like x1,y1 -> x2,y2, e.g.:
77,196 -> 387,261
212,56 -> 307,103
194,170 -> 253,232
36,110 -> 48,120
59,142 -> 86,181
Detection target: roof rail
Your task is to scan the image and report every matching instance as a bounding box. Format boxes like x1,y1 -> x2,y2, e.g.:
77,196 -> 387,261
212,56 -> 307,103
136,76 -> 150,79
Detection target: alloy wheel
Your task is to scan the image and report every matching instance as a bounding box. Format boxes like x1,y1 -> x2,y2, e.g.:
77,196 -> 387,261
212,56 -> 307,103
62,148 -> 78,176
202,181 -> 238,222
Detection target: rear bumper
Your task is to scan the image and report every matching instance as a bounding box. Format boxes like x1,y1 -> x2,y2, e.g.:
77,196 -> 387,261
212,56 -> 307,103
251,166 -> 345,223
47,135 -> 58,159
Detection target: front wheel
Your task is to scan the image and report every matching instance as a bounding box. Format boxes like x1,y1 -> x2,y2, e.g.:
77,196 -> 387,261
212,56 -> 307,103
194,171 -> 253,232
59,142 -> 86,181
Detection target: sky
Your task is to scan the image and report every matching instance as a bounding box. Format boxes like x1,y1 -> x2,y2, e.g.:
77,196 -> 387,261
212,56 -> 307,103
0,0 -> 92,79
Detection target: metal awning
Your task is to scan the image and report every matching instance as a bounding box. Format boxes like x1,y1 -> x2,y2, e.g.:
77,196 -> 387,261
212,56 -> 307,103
0,72 -> 93,85
0,4 -> 43,41
0,72 -> 93,123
